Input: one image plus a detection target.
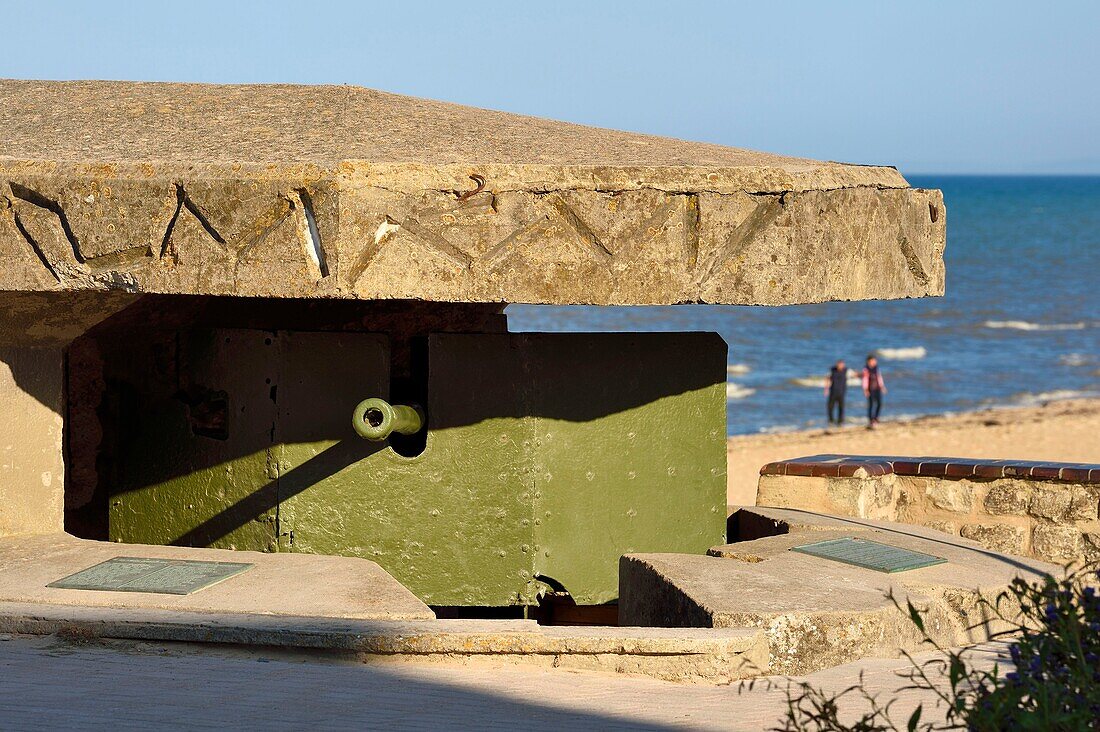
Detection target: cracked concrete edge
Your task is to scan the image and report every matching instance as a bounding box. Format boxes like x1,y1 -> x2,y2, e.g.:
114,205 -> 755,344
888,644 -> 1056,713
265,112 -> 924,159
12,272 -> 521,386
0,158 -> 910,195
0,601 -> 769,683
0,79 -> 943,306
0,163 -> 945,306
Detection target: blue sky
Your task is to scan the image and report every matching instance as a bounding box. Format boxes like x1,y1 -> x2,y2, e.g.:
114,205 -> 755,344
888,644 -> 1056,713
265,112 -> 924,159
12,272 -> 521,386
3,1 -> 1097,174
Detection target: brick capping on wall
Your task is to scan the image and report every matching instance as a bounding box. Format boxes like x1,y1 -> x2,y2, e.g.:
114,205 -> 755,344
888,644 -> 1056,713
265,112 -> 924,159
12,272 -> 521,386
760,455 -> 1100,484
756,455 -> 1100,564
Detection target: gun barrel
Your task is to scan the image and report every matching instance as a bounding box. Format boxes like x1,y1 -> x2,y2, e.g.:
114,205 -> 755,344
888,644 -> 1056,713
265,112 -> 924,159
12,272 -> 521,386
352,398 -> 425,441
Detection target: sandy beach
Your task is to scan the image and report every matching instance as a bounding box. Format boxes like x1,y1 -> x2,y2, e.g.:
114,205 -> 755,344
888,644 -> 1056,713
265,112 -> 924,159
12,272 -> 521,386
726,398 -> 1100,506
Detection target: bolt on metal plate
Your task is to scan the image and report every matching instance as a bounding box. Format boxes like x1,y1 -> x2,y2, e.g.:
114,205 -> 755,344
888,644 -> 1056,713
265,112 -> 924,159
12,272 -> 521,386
48,557 -> 253,595
790,537 -> 946,573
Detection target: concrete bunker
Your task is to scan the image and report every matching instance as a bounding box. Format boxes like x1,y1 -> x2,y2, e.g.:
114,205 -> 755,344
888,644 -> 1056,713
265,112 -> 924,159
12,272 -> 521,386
0,79 -> 945,623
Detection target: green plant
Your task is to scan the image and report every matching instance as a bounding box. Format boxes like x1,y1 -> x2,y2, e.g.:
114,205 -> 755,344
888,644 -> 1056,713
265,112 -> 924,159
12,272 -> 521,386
765,563 -> 1100,731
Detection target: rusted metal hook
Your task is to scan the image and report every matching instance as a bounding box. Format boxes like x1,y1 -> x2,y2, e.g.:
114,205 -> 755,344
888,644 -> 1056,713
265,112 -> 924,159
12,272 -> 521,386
456,174 -> 486,202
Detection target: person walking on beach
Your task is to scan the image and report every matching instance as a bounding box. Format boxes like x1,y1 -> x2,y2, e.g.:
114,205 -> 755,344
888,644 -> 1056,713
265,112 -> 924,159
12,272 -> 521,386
862,355 -> 886,428
825,359 -> 847,425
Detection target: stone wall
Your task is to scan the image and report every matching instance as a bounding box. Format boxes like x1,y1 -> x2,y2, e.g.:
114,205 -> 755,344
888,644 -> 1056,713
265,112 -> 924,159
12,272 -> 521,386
757,472 -> 1100,565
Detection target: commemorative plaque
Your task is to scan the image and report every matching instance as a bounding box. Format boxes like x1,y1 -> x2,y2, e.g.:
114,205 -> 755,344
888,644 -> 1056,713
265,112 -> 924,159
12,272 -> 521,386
48,557 -> 252,595
790,537 -> 946,573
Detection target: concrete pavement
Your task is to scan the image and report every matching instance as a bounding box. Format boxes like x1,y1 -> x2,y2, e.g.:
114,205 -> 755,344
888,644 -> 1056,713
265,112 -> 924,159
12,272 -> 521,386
0,633 -> 1006,731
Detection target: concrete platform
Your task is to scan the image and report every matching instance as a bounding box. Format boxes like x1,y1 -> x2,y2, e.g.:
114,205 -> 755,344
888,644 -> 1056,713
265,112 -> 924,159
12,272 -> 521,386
0,533 -> 766,683
0,517 -> 1047,682
0,533 -> 433,620
620,507 -> 1055,674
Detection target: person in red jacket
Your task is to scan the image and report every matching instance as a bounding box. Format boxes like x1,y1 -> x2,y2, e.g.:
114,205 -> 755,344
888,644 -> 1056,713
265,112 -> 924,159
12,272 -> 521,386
861,355 -> 886,428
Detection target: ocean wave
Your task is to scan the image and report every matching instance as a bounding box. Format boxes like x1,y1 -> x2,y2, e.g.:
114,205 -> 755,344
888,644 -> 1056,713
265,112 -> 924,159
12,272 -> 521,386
726,383 -> 756,400
887,412 -> 926,423
789,369 -> 862,388
1009,389 -> 1100,406
1059,353 -> 1094,367
984,320 -> 1087,332
875,346 -> 926,360
726,363 -> 752,375
757,423 -> 802,434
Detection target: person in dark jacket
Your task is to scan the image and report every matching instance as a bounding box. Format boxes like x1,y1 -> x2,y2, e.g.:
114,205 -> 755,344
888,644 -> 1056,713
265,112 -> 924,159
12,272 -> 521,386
825,359 -> 847,425
862,354 -> 887,428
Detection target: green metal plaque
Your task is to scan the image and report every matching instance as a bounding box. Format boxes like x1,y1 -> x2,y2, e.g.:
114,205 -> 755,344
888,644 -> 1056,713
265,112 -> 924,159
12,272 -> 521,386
48,557 -> 252,594
790,537 -> 946,573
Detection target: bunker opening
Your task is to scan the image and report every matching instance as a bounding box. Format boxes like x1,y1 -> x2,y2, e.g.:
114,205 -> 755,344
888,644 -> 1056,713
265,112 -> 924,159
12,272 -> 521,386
52,292 -> 727,616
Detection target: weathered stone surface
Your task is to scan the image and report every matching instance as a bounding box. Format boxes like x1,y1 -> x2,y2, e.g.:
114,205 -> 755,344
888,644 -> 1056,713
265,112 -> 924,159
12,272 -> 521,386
1031,524 -> 1082,563
825,478 -> 867,516
926,480 -> 973,513
1029,487 -> 1073,521
622,508 -> 1055,675
959,524 -> 1027,556
760,471 -> 1100,566
983,481 -> 1031,516
756,475 -> 830,513
1083,533 -> 1100,562
758,474 -> 902,521
923,520 -> 957,536
0,80 -> 945,308
1065,485 -> 1099,521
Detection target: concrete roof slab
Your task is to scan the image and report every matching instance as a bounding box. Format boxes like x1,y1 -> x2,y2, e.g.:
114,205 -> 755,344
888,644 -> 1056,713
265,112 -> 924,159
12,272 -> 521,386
0,80 -> 945,306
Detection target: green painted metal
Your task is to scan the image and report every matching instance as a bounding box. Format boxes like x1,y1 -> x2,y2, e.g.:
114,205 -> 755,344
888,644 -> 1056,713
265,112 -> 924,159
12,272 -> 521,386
110,329 -> 388,552
110,329 -> 282,551
277,333 -> 534,606
111,330 -> 727,607
352,398 -> 425,441
526,333 -> 728,604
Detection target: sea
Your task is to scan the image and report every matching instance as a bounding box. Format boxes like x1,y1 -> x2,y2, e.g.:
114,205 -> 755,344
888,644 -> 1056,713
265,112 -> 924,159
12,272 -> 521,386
507,176 -> 1100,435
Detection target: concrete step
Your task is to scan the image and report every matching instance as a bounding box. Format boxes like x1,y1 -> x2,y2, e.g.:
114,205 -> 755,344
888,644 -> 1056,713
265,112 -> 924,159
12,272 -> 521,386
620,507 -> 1056,675
0,601 -> 767,684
